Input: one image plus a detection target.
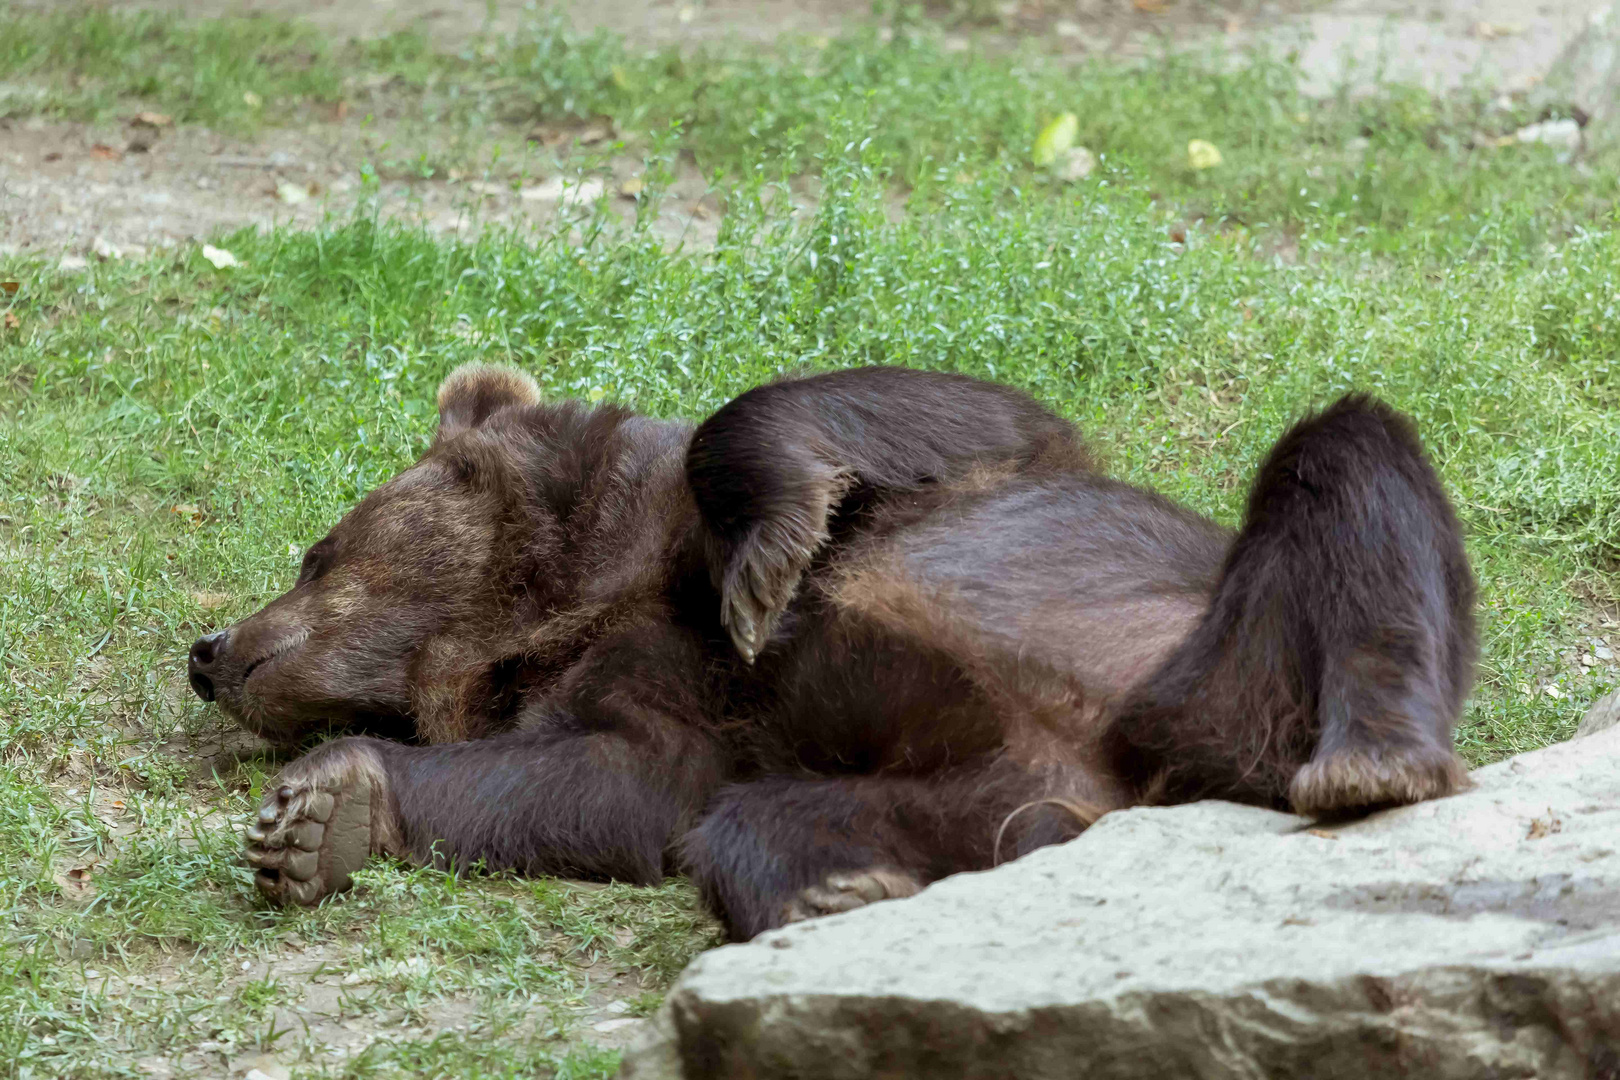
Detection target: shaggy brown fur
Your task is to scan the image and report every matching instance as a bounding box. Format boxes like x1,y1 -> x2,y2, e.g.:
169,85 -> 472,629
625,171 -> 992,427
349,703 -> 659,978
189,366 -> 1477,940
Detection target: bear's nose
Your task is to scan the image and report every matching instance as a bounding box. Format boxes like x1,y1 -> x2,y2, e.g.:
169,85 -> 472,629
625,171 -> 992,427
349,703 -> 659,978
188,630 -> 228,702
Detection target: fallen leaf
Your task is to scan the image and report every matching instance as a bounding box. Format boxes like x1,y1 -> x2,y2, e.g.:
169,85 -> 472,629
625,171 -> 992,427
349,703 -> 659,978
132,111 -> 173,128
1052,146 -> 1096,182
90,143 -> 124,162
1169,225 -> 1187,244
171,503 -> 205,525
201,244 -> 241,269
0,281 -> 17,294
54,863 -> 97,901
43,151 -> 62,162
525,126 -> 570,148
1473,20 -> 1524,39
1032,112 -> 1079,167
2,312 -> 19,330
275,180 -> 310,205
190,590 -> 231,610
467,180 -> 510,197
1187,138 -> 1223,170
618,176 -> 645,198
1133,0 -> 1169,11
1305,828 -> 1338,840
577,124 -> 610,145
1526,814 -> 1562,840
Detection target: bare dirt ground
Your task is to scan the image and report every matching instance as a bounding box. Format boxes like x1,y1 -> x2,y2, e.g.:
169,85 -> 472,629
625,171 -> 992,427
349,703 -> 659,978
1,0 -> 1603,261
0,110 -> 727,260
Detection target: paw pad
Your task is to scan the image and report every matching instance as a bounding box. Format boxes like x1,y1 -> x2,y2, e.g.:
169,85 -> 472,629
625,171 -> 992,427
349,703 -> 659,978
243,766 -> 373,907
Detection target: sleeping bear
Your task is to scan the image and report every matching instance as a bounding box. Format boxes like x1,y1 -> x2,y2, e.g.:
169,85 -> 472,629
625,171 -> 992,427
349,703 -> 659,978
187,365 -> 1475,940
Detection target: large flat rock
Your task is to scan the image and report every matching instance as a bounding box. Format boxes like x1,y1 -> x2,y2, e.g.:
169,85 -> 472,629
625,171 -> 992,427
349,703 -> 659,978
622,725 -> 1620,1079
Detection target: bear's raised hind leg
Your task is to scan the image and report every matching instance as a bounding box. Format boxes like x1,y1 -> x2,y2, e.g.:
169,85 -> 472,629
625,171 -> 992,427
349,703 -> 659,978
1106,394 -> 1477,817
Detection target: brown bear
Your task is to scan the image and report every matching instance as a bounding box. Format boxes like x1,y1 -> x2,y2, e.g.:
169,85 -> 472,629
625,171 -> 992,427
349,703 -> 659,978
187,365 -> 1475,940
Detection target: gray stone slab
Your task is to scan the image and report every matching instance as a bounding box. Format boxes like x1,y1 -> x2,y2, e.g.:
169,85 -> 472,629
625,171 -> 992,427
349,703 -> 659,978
1578,690 -> 1620,739
1269,0 -> 1602,98
622,728 -> 1620,1079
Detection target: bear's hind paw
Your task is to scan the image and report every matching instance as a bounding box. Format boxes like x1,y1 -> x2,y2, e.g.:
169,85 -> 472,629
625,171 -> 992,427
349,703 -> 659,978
781,867 -> 922,925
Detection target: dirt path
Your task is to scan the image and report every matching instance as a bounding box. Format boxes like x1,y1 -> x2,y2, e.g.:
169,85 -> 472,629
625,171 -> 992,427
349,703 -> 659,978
0,111 -> 725,260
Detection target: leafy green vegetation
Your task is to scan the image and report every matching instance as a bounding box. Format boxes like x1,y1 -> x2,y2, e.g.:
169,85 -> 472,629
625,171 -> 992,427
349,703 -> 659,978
2,2 -> 1617,1077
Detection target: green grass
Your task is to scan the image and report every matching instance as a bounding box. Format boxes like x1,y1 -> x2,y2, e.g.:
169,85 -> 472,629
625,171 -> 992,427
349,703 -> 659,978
2,3 -> 1619,1077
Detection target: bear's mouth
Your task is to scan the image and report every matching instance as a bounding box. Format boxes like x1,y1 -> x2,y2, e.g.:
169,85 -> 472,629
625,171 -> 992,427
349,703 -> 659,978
242,629 -> 311,683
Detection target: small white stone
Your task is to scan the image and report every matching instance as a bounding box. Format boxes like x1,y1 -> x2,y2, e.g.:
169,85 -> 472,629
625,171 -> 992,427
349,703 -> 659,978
519,177 -> 607,206
1515,118 -> 1581,150
592,1017 -> 643,1034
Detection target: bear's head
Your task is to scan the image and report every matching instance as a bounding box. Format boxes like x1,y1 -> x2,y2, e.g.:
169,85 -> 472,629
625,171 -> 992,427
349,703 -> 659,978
185,364 -> 691,746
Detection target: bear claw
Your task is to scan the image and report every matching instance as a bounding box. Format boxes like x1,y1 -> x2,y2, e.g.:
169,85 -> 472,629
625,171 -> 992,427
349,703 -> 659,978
782,868 -> 922,925
244,742 -> 385,907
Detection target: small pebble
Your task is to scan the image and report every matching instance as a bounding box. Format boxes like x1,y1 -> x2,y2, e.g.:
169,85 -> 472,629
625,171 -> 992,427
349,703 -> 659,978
591,1018 -> 642,1034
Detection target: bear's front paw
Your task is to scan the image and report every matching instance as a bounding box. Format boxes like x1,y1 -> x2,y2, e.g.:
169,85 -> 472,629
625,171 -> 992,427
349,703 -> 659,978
718,526 -> 822,664
244,738 -> 392,906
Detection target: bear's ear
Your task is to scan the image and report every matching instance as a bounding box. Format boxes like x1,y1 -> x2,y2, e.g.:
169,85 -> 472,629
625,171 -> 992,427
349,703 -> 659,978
435,363 -> 542,442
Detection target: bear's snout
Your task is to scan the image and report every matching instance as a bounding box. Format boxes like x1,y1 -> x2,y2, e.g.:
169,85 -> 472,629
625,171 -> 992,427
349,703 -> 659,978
188,630 -> 229,702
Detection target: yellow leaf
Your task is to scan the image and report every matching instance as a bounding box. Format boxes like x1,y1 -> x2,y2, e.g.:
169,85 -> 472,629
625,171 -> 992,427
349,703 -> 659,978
1187,138 -> 1223,170
587,387 -> 607,403
1033,113 -> 1079,168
